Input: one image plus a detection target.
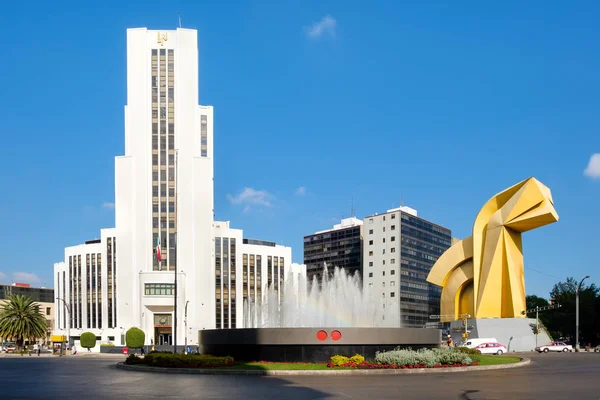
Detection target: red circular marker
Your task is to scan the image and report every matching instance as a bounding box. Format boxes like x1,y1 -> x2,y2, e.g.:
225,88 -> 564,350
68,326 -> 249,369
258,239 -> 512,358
331,330 -> 342,341
316,330 -> 328,341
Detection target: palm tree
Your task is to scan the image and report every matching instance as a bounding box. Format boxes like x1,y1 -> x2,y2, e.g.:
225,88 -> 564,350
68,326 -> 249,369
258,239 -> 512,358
0,295 -> 47,351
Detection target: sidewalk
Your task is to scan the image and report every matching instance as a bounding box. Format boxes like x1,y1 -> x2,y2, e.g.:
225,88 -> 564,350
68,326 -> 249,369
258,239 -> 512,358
0,352 -> 126,358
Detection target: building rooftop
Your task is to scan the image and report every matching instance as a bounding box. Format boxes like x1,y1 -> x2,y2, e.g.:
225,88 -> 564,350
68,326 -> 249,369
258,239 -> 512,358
311,217 -> 363,235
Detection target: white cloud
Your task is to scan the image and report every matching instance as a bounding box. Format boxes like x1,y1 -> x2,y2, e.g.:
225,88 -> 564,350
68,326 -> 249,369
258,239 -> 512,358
227,188 -> 274,211
102,201 -> 115,209
295,186 -> 307,196
584,153 -> 600,179
305,15 -> 336,39
12,272 -> 41,285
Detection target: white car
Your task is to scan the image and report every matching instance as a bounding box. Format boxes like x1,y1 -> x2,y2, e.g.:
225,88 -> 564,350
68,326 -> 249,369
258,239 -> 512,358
536,342 -> 573,353
473,342 -> 507,355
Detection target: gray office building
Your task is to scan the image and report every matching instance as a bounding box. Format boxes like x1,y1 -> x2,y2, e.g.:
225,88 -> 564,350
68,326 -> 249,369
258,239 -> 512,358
303,217 -> 363,283
362,206 -> 451,328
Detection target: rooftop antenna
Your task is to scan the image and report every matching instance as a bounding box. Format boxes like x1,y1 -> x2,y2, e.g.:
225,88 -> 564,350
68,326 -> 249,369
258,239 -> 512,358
178,11 -> 182,28
350,196 -> 355,218
401,190 -> 404,207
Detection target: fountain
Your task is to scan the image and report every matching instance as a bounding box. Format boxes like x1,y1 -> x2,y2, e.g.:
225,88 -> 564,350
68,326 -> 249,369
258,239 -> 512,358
199,266 -> 441,362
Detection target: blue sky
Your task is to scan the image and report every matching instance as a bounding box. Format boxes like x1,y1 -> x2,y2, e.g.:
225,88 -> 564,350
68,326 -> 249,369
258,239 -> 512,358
0,0 -> 598,299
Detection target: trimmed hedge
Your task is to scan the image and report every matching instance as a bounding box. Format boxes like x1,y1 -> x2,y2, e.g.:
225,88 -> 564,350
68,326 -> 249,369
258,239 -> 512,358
454,347 -> 482,356
80,332 -> 97,349
374,348 -> 472,368
125,327 -> 145,349
125,353 -> 234,368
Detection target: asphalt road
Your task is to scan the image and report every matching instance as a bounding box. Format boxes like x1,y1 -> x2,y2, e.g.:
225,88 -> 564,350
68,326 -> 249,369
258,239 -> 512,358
0,352 -> 598,399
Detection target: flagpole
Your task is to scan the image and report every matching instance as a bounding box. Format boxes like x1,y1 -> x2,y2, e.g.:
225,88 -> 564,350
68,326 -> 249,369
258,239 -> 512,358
173,148 -> 178,353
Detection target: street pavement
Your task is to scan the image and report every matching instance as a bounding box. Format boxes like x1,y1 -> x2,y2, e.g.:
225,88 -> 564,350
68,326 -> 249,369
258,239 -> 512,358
0,351 -> 598,399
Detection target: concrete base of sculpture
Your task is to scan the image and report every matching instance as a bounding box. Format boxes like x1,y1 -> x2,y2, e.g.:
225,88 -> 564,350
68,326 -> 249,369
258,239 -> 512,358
451,318 -> 552,352
199,327 -> 442,362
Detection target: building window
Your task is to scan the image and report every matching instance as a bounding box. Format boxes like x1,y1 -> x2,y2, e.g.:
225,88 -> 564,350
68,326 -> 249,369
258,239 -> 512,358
391,259 -> 395,264
383,216 -> 386,221
391,270 -> 396,275
144,283 -> 175,295
369,229 -> 373,234
369,262 -> 373,267
369,218 -> 373,224
383,227 -> 386,232
390,281 -> 396,286
369,240 -> 373,245
391,248 -> 396,253
391,214 -> 396,219
46,307 -> 50,316
368,251 -> 373,256
391,292 -> 395,297
382,249 -> 385,254
391,225 -> 395,230
391,236 -> 395,242
383,271 -> 386,276
382,238 -> 386,243
368,273 -> 373,278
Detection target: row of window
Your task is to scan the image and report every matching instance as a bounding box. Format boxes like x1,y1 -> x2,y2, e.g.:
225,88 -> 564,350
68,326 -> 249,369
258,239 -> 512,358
367,213 -> 397,223
145,283 -> 175,296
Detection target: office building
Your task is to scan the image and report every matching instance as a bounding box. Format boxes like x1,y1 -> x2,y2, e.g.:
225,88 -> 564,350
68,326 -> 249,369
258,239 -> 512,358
0,283 -> 54,345
53,28 -> 302,350
303,217 -> 363,283
362,206 -> 451,328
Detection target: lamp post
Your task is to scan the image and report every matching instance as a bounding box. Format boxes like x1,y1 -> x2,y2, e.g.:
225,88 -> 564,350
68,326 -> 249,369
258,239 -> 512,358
575,275 -> 590,352
56,297 -> 71,356
184,301 -> 189,354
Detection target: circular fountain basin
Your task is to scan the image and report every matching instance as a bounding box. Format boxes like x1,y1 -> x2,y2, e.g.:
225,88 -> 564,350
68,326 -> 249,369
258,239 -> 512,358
199,327 -> 441,362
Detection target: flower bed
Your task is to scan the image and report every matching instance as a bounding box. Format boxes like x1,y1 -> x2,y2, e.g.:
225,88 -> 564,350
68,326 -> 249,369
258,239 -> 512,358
328,348 -> 477,369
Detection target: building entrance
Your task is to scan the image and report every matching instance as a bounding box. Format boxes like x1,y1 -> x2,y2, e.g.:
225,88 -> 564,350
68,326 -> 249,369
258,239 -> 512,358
153,313 -> 173,346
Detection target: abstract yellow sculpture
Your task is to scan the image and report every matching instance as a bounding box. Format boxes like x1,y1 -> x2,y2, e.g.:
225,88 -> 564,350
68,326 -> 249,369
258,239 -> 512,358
427,177 -> 558,321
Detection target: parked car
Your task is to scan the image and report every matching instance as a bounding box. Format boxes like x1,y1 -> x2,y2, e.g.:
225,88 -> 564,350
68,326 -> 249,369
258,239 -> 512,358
473,342 -> 508,355
2,342 -> 16,353
535,341 -> 573,353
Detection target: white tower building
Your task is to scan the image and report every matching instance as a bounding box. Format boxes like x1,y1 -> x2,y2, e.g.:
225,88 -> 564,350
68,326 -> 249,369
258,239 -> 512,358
53,28 -> 302,350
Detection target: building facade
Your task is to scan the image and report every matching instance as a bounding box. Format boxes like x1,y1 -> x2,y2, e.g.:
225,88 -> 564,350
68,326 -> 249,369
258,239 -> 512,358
362,206 -> 451,328
0,283 -> 54,345
303,217 -> 363,282
52,28 -> 302,350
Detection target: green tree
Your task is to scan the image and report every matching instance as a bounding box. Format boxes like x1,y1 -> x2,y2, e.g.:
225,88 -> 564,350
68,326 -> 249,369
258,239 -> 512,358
0,295 -> 47,350
126,327 -> 145,349
80,332 -> 97,352
526,295 -> 549,311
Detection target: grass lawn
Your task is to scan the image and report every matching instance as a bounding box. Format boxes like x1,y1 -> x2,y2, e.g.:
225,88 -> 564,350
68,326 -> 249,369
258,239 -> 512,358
228,362 -> 332,370
471,355 -> 522,366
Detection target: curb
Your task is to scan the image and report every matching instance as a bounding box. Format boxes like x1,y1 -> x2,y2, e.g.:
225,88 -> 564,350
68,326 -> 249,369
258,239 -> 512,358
115,358 -> 530,376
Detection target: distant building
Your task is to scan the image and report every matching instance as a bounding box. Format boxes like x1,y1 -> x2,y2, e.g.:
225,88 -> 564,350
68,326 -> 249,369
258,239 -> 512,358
303,217 -> 363,282
0,283 -> 54,345
362,206 -> 451,328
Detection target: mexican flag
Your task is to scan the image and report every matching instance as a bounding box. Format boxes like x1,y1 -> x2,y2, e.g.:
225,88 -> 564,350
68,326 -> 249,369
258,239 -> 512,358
156,235 -> 162,262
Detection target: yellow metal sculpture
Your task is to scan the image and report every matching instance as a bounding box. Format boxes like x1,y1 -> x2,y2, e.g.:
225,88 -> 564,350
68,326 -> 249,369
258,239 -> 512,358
427,178 -> 558,321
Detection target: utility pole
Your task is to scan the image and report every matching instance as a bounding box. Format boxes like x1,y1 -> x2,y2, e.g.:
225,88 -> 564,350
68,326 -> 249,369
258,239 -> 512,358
56,298 -> 71,356
522,304 -> 562,348
429,313 -> 471,343
184,300 -> 189,354
575,276 -> 590,352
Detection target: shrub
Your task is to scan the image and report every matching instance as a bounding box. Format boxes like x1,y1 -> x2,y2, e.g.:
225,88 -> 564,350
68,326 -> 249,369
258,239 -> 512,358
126,327 -> 145,349
129,353 -> 234,368
350,354 -> 365,364
454,347 -> 481,356
80,332 -> 97,350
100,343 -> 115,347
330,355 -> 350,367
374,347 -> 472,367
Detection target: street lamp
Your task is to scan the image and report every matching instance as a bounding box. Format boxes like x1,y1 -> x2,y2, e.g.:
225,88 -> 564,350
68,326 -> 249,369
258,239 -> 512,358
184,301 -> 189,354
575,275 -> 590,352
56,297 -> 71,356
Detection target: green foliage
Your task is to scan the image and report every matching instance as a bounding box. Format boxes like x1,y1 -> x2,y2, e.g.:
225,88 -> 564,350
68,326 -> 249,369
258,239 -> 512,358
350,354 -> 365,364
330,355 -> 350,366
453,347 -> 481,355
526,295 -> 549,311
125,353 -> 234,368
125,327 -> 145,349
0,295 -> 47,350
374,347 -> 472,367
100,343 -> 115,347
80,332 -> 96,349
